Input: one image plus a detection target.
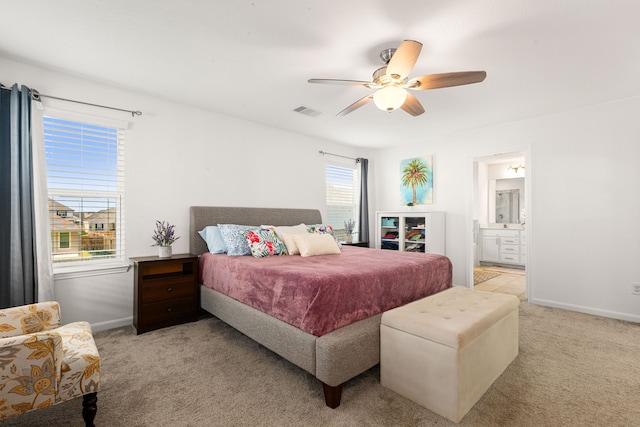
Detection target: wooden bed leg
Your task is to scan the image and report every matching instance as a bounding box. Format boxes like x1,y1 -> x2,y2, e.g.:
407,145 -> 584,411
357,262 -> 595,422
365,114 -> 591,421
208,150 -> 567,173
322,382 -> 343,409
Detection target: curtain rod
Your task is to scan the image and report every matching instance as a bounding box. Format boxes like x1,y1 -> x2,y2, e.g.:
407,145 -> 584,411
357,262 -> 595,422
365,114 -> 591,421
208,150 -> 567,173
318,150 -> 361,162
1,84 -> 142,117
30,89 -> 142,117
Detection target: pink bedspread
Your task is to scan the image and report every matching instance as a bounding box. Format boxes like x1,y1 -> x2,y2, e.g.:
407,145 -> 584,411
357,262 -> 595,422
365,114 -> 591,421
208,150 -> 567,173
199,246 -> 452,336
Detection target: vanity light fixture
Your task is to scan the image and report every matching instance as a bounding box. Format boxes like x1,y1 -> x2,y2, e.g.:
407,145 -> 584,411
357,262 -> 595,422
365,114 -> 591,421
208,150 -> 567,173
508,164 -> 525,173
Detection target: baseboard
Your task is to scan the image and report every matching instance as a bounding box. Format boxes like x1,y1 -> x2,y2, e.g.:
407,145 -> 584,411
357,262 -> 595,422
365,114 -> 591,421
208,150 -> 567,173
529,298 -> 640,323
91,316 -> 134,332
479,262 -> 525,270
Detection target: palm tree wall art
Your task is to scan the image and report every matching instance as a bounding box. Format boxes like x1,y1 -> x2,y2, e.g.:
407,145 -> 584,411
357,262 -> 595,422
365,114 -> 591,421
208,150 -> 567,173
400,156 -> 433,205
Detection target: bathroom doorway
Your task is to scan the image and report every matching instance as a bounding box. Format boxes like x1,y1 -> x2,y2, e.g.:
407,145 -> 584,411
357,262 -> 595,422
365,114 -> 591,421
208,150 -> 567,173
468,150 -> 530,300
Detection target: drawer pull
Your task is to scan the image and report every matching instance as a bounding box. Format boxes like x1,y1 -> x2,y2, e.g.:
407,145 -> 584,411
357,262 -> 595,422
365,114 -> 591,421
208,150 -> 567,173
167,287 -> 173,292
167,307 -> 173,312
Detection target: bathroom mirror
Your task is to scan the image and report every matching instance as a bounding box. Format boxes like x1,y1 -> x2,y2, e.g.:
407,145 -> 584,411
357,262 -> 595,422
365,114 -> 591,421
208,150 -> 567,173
496,189 -> 520,223
489,178 -> 525,224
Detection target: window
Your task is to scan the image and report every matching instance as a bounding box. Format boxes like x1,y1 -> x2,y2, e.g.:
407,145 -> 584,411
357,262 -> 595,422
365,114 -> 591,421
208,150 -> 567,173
59,232 -> 70,249
325,163 -> 359,240
43,116 -> 125,270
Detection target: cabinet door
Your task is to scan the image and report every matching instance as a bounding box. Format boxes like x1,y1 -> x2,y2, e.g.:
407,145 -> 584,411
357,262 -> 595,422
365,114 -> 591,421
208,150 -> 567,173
379,216 -> 400,250
481,236 -> 500,262
403,216 -> 426,252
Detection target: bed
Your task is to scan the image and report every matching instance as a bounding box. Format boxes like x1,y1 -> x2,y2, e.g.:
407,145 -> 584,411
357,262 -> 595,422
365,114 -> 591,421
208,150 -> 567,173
190,206 -> 452,408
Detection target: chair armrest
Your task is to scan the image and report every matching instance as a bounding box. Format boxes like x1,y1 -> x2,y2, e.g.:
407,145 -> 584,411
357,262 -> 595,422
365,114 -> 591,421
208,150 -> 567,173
0,301 -> 61,338
0,331 -> 64,378
0,331 -> 64,416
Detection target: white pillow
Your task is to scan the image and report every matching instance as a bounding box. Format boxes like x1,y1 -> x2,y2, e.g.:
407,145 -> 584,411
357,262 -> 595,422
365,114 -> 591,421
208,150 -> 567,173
293,233 -> 341,257
264,224 -> 308,255
279,233 -> 300,255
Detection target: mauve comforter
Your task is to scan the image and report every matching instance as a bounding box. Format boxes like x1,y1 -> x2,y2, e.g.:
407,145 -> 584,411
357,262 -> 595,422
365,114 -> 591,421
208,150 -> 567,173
199,246 -> 452,336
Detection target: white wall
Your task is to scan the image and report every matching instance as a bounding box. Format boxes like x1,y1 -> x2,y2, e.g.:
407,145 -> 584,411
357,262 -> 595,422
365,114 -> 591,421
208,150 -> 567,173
2,56 -> 362,330
372,96 -> 640,322
5,54 -> 639,326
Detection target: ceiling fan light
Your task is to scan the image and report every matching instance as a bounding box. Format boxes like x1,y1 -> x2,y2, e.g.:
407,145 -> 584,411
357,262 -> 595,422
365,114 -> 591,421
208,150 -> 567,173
373,86 -> 407,111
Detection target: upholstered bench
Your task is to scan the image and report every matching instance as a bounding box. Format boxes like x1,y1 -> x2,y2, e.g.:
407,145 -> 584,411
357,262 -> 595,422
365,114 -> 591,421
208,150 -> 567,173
380,286 -> 519,423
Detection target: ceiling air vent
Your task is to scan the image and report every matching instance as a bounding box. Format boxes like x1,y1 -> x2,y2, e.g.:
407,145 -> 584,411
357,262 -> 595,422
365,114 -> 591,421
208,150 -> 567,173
293,105 -> 321,117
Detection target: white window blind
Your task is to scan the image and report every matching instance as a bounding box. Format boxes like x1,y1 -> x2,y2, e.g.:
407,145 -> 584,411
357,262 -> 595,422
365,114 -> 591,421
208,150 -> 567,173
325,164 -> 358,237
43,116 -> 125,269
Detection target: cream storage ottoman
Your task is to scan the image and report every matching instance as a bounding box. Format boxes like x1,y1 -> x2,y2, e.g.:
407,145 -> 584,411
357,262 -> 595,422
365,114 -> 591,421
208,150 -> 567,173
381,286 -> 520,423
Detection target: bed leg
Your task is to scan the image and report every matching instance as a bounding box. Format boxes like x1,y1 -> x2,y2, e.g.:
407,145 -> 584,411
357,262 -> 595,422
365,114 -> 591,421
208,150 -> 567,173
322,382 -> 343,408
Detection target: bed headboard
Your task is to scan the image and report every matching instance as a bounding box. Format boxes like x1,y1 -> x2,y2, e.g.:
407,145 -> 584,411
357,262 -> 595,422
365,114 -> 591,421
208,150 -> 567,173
189,206 -> 323,255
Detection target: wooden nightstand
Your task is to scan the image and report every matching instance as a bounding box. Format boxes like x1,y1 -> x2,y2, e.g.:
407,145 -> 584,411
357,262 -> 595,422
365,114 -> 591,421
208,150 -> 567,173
130,254 -> 199,334
341,240 -> 370,248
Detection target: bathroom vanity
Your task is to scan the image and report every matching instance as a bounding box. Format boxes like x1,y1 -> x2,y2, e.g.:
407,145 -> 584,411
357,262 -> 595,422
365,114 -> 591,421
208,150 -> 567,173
479,227 -> 526,267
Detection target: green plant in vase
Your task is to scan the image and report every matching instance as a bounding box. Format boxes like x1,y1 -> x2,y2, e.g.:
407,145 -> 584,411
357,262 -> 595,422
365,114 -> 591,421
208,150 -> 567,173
344,219 -> 356,243
152,220 -> 180,257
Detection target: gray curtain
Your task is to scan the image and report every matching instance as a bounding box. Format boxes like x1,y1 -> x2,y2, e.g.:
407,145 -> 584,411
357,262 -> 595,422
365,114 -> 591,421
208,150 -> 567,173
357,158 -> 369,242
0,84 -> 36,307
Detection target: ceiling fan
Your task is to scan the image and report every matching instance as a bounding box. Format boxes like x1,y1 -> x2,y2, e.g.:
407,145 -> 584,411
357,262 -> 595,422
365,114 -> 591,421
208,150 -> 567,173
308,40 -> 486,117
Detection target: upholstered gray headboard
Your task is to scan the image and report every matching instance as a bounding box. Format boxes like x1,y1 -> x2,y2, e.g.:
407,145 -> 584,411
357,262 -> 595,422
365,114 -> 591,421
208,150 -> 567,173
189,206 -> 323,255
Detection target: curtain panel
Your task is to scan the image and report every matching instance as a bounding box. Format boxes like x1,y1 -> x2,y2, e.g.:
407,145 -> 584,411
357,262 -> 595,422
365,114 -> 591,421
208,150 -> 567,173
357,158 -> 369,242
0,84 -> 37,307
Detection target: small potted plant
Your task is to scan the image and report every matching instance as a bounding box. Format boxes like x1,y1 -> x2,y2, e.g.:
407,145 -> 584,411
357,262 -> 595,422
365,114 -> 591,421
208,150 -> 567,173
152,220 -> 180,258
344,219 -> 356,243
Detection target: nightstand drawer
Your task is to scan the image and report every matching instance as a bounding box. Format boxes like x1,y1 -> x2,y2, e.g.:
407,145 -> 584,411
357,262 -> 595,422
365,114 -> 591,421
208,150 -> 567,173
139,297 -> 197,325
140,276 -> 196,303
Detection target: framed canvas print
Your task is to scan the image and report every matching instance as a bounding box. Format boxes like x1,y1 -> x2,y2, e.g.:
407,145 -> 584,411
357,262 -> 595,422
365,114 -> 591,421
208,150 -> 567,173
400,156 -> 433,205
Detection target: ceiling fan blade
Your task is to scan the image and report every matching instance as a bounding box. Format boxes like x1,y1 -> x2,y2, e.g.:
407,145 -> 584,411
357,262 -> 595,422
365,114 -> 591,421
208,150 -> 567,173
308,78 -> 379,88
400,92 -> 425,116
407,71 -> 487,90
336,94 -> 374,117
386,40 -> 423,81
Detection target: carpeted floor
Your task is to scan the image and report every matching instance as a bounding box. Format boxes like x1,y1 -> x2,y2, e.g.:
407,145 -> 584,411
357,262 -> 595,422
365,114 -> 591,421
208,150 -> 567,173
4,302 -> 639,426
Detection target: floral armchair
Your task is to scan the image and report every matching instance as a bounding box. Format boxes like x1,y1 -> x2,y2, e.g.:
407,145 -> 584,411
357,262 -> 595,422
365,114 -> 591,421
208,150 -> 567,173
0,301 -> 100,426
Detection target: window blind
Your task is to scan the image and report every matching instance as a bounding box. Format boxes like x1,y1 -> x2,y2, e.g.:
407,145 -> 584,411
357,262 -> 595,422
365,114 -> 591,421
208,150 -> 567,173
325,164 -> 358,234
44,116 -> 125,267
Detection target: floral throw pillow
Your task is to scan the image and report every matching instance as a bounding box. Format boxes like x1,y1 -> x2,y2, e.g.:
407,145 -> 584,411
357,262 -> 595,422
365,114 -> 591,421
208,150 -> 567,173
307,224 -> 342,248
243,227 -> 288,258
217,224 -> 255,256
307,224 -> 334,235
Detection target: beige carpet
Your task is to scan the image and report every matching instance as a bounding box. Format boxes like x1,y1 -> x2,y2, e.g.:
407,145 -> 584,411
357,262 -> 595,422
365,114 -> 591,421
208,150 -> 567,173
4,302 -> 639,426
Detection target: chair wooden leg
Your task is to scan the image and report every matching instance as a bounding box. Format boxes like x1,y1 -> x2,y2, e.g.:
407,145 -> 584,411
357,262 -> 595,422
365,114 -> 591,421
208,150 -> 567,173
82,392 -> 98,427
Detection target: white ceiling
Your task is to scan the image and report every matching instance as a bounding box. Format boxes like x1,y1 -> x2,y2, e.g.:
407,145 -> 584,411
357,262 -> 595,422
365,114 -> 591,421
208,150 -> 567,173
2,0 -> 639,149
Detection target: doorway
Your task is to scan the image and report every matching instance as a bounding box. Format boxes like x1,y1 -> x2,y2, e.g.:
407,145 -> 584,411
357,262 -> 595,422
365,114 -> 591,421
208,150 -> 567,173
467,150 -> 530,301
473,265 -> 526,300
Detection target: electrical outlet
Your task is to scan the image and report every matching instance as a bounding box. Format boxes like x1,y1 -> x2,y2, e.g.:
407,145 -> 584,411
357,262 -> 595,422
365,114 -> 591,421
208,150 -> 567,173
632,282 -> 640,295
